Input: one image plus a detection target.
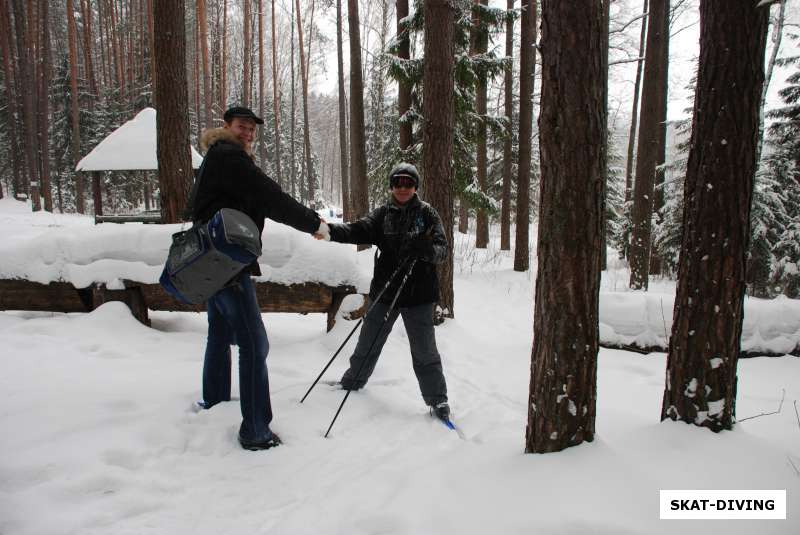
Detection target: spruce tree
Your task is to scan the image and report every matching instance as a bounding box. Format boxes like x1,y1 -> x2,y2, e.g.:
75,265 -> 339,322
762,50 -> 800,297
386,0 -> 511,212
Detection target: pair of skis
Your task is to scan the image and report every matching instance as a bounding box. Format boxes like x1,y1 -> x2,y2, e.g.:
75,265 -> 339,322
321,380 -> 466,440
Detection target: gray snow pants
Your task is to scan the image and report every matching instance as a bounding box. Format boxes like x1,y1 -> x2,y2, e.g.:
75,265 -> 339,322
340,300 -> 448,406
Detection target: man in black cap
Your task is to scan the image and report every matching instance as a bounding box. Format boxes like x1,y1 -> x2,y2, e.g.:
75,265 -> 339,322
191,106 -> 330,451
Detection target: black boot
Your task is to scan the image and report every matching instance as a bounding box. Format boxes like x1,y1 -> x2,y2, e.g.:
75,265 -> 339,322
239,432 -> 282,451
431,401 -> 450,421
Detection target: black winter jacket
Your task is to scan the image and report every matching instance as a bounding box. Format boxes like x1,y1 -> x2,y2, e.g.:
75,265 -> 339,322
329,194 -> 447,307
192,128 -> 321,274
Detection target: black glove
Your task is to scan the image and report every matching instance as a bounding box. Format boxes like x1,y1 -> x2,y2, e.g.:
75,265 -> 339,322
400,236 -> 435,260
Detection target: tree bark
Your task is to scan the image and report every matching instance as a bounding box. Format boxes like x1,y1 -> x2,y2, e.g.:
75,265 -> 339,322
600,0 -> 610,270
98,0 -> 109,88
147,0 -> 155,95
198,0 -> 212,129
661,1 -> 768,433
474,0 -> 490,249
258,0 -> 265,168
80,0 -> 98,97
153,0 -> 193,223
271,0 -> 283,186
37,0 -> 53,211
295,0 -> 315,206
12,0 -> 39,208
92,172 -> 103,215
220,0 -> 227,113
348,0 -> 369,222
755,0 -> 786,167
109,0 -> 125,95
458,202 -> 468,234
526,0 -> 604,454
290,0 -> 296,198
625,0 -> 648,207
397,0 -> 412,151
500,0 -> 514,251
423,0 -> 456,320
0,0 -> 23,198
513,0 -> 536,271
242,0 -> 251,107
628,0 -> 669,289
193,17 -> 201,141
336,0 -> 350,219
67,0 -> 85,213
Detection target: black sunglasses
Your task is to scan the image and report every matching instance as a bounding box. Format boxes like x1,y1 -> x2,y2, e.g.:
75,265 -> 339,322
391,175 -> 416,189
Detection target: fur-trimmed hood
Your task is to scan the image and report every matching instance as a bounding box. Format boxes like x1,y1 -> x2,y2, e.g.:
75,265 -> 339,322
199,127 -> 253,156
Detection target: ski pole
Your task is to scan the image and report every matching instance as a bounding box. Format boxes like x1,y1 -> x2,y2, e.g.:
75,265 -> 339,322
324,258 -> 418,438
300,258 -> 411,403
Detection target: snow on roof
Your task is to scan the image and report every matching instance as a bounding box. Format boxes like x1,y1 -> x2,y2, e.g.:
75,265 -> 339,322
75,108 -> 204,171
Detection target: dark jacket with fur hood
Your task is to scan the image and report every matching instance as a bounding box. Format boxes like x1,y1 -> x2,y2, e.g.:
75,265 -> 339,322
329,193 -> 447,307
192,127 -> 321,274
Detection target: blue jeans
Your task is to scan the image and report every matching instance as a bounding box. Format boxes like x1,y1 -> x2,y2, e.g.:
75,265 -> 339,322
203,273 -> 273,443
341,301 -> 448,406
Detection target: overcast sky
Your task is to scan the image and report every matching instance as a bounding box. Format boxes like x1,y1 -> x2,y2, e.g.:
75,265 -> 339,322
308,0 -> 799,125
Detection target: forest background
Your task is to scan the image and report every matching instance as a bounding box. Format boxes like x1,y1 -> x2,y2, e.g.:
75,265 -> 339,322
1,0 -> 799,300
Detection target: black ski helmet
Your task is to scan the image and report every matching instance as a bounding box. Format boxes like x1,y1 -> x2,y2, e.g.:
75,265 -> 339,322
388,162 -> 420,189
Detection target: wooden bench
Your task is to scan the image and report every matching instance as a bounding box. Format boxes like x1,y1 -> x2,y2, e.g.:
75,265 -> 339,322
0,279 -> 362,332
94,212 -> 162,224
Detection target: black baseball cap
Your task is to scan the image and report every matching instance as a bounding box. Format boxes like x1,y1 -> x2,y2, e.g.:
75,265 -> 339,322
223,106 -> 264,125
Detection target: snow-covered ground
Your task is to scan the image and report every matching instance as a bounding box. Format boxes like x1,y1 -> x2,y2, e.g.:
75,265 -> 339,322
1,198 -> 798,534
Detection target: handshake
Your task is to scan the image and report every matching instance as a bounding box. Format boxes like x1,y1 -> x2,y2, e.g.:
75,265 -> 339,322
314,221 -> 331,241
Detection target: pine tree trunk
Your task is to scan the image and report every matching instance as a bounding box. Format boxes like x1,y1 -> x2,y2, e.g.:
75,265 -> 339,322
397,0 -> 412,151
514,0 -> 536,271
147,0 -> 155,94
526,0 -> 604,454
110,0 -> 125,95
458,201 -> 468,234
194,18 -> 201,140
423,0 -> 456,321
295,0 -> 315,206
12,0 -> 39,208
144,172 -> 151,211
92,172 -> 103,215
0,0 -> 23,198
220,0 -> 227,113
336,0 -> 350,220
242,0 -> 251,107
755,0 -> 786,167
153,0 -> 193,223
80,0 -> 98,97
98,0 -> 109,88
649,4 -> 669,276
67,0 -> 85,213
198,0 -> 212,128
257,0 -> 265,168
661,1 -> 768,433
628,0 -> 669,289
348,0 -> 369,223
271,0 -> 282,186
625,0 -> 648,207
500,0 -> 514,251
599,0 -> 610,270
474,0 -> 490,249
37,0 -> 53,212
290,1 -> 296,198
